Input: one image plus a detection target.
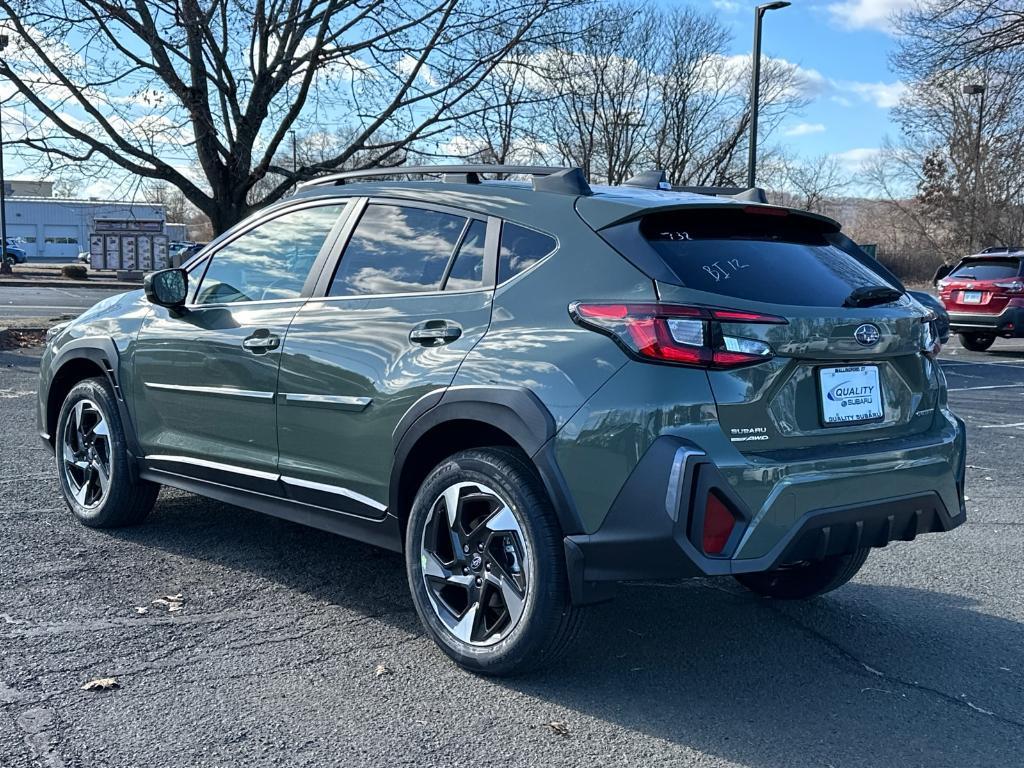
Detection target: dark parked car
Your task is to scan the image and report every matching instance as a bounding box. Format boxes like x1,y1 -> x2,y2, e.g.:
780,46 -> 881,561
38,165 -> 966,675
937,248 -> 1024,351
908,290 -> 950,345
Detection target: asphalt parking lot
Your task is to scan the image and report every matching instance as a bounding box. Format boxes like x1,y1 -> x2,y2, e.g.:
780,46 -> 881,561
0,286 -> 125,319
1,325 -> 1022,766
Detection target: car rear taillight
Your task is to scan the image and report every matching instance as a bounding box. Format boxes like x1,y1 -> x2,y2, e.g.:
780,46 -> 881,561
703,492 -> 736,555
569,302 -> 786,369
994,280 -> 1024,293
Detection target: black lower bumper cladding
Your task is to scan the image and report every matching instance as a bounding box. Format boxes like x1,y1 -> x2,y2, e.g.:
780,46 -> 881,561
948,306 -> 1024,337
564,435 -> 966,604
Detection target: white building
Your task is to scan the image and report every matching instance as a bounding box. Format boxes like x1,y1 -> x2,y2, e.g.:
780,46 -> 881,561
3,198 -> 167,262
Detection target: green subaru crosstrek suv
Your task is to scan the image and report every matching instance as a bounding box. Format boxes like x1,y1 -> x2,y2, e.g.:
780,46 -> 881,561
38,166 -> 966,675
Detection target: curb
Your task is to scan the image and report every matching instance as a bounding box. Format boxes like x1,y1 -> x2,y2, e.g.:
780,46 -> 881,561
0,279 -> 139,289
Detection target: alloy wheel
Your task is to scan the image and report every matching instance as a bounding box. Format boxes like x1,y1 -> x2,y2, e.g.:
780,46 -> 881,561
419,482 -> 531,646
61,399 -> 112,509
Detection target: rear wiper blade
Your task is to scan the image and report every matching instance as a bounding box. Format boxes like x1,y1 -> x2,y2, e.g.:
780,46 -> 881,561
843,285 -> 903,308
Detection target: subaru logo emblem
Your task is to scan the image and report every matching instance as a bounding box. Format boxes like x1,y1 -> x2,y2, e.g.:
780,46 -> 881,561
854,323 -> 881,347
470,553 -> 483,571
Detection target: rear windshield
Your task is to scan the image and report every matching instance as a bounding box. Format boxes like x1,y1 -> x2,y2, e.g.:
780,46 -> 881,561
948,258 -> 1021,281
640,209 -> 894,307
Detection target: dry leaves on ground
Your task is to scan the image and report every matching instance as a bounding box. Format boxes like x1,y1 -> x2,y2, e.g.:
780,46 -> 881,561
151,593 -> 185,613
545,721 -> 570,737
81,678 -> 119,692
374,664 -> 392,678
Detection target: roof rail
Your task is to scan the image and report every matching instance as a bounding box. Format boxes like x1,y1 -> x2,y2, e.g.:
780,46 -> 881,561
979,245 -> 1022,254
295,164 -> 592,196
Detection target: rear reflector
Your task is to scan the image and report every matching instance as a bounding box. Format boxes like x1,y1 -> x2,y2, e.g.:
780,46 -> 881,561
703,492 -> 736,555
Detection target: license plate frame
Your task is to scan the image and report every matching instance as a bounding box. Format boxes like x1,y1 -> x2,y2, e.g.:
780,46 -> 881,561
818,365 -> 884,427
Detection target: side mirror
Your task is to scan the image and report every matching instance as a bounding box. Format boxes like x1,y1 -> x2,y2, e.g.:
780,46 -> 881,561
144,268 -> 188,308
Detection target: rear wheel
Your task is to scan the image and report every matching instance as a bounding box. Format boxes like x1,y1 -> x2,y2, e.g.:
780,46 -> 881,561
405,447 -> 580,676
734,548 -> 870,600
959,332 -> 995,352
56,377 -> 159,528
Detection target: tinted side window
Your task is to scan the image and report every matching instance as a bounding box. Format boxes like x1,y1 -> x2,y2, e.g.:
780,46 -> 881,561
948,258 -> 1021,281
499,223 -> 556,283
640,209 -> 893,307
445,219 -> 486,291
194,204 -> 346,305
329,205 -> 466,297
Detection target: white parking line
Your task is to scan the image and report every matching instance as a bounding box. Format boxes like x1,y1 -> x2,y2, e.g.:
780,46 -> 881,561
937,360 -> 1024,370
977,422 -> 1024,429
949,383 -> 1024,392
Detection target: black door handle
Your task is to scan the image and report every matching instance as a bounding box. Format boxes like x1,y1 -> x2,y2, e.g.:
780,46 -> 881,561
242,329 -> 280,354
409,320 -> 462,346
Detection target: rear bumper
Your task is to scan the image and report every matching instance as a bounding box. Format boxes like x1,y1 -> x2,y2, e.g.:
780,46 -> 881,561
564,413 -> 967,604
948,305 -> 1024,337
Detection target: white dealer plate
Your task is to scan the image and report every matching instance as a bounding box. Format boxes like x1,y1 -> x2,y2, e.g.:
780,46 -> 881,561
819,365 -> 883,426
961,290 -> 983,304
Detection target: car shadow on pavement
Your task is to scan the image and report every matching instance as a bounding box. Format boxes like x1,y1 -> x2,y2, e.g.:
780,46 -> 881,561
114,491 -> 1023,768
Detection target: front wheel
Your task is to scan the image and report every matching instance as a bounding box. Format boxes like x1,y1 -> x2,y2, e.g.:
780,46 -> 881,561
734,548 -> 870,600
959,332 -> 995,352
55,377 -> 159,527
405,447 -> 581,676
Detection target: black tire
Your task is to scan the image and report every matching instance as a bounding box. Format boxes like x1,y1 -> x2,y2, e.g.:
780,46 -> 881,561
55,377 -> 159,528
959,332 -> 996,352
405,447 -> 581,676
734,548 -> 870,600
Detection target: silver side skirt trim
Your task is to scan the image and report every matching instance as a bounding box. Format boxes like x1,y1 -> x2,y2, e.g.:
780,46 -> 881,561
280,475 -> 387,512
143,455 -> 387,512
145,454 -> 280,482
144,382 -> 275,400
281,393 -> 373,411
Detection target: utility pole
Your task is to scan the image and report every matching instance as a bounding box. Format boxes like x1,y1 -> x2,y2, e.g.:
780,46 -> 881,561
747,2 -> 791,190
289,130 -> 297,187
963,83 -> 986,253
0,34 -> 10,275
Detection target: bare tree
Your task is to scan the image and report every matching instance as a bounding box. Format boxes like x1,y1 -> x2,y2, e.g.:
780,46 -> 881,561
769,153 -> 849,215
535,2 -> 658,185
876,6 -> 1024,260
894,0 -> 1024,74
0,0 -> 583,233
516,2 -> 809,187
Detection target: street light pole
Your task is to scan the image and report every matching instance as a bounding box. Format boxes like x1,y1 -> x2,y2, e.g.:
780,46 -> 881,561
747,2 -> 791,190
963,83 -> 986,253
0,34 -> 9,275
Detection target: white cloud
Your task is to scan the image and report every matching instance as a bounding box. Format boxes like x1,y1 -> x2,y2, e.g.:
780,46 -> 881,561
841,80 -> 907,108
826,0 -> 916,33
785,122 -> 826,137
834,147 -> 882,170
711,0 -> 740,12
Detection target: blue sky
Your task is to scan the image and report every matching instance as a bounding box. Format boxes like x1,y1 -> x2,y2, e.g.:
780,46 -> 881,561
683,0 -> 913,170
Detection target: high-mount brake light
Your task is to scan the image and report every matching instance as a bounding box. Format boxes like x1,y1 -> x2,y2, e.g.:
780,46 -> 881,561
570,302 -> 786,369
743,205 -> 789,217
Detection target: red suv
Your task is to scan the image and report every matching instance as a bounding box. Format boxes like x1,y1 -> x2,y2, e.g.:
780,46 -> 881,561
938,248 -> 1024,352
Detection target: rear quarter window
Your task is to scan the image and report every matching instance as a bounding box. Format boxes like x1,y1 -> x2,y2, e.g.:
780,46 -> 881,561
499,222 -> 556,283
640,208 -> 894,307
948,258 -> 1021,281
